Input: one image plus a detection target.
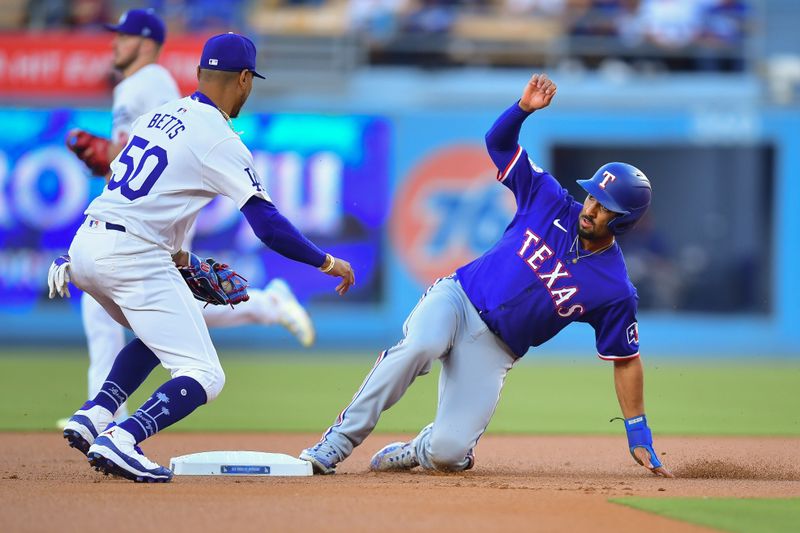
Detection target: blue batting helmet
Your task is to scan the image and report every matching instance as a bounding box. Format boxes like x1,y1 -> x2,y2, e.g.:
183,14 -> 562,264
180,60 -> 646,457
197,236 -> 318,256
576,162 -> 651,235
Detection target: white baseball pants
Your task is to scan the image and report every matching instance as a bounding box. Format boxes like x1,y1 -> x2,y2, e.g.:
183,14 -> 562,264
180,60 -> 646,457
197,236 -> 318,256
68,220 -> 225,401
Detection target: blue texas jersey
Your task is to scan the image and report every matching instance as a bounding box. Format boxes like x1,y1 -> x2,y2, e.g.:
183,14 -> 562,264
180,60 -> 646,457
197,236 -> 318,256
455,102 -> 640,360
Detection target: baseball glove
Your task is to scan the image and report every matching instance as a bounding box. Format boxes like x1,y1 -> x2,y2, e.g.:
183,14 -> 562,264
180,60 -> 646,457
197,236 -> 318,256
66,129 -> 112,176
178,253 -> 249,307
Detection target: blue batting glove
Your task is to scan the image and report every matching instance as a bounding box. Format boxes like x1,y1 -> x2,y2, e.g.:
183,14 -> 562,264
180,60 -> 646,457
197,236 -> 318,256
623,414 -> 663,469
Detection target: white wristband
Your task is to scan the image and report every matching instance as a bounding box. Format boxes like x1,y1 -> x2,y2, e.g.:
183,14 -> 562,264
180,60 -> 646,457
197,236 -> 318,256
319,254 -> 335,273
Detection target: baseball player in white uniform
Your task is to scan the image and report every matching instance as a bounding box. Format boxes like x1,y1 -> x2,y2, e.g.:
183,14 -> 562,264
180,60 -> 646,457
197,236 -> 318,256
53,32 -> 355,482
63,10 -> 315,426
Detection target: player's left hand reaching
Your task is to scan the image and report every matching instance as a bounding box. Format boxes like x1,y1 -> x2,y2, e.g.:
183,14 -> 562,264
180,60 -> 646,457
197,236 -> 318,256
632,446 -> 674,478
621,415 -> 675,478
518,73 -> 557,113
318,254 -> 355,296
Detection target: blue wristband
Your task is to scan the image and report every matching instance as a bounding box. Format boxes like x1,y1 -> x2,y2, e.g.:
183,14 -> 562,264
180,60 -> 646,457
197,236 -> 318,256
624,415 -> 663,469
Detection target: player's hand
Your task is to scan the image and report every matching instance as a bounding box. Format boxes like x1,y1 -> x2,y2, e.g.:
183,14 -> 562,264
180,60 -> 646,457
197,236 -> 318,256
632,446 -> 674,478
620,414 -> 675,478
47,254 -> 72,299
519,73 -> 557,113
320,255 -> 355,295
171,249 -> 190,267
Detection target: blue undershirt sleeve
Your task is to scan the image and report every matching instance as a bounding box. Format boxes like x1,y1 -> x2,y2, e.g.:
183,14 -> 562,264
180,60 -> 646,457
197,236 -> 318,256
240,196 -> 327,268
484,100 -> 532,170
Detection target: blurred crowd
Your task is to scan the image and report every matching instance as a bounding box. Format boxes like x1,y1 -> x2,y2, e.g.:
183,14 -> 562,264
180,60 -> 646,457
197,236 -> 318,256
566,0 -> 749,72
22,0 -> 245,33
16,0 -> 751,72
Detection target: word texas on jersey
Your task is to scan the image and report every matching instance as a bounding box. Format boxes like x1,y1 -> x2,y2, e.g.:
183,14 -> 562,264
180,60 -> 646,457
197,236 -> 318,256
456,144 -> 640,360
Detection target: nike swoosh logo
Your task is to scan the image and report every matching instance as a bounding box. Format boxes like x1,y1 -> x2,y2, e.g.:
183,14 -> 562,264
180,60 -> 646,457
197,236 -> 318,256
553,219 -> 567,232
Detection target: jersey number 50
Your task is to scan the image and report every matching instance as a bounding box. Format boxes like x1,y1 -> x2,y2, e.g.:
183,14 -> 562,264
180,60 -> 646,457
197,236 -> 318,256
108,135 -> 168,201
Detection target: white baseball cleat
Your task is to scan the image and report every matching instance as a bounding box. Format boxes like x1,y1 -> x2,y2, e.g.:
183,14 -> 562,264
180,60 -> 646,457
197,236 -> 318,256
266,278 -> 315,347
370,422 -> 432,472
369,441 -> 419,472
299,440 -> 343,475
87,426 -> 172,483
370,423 -> 475,472
63,401 -> 114,456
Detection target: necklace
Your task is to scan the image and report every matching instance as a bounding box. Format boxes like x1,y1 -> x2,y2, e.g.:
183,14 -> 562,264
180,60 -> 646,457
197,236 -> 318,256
216,107 -> 242,135
190,92 -> 242,135
569,235 -> 614,264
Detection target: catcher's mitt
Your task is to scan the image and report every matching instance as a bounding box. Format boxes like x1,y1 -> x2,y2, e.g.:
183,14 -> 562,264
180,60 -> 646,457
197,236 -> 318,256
178,254 -> 249,307
66,129 -> 111,176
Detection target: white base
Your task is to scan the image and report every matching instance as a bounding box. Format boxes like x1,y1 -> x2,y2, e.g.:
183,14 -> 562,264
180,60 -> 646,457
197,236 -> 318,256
170,451 -> 313,476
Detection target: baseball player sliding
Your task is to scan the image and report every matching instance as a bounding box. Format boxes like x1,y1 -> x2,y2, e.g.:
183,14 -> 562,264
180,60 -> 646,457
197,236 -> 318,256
51,32 -> 354,482
301,73 -> 673,478
61,9 -> 315,425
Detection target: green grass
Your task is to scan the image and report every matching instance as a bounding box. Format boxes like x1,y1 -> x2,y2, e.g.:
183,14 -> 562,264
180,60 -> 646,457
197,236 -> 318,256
1,351 -> 799,434
612,498 -> 800,533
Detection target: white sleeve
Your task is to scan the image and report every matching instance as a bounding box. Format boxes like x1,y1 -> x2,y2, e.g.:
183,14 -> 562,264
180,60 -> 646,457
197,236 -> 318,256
112,69 -> 179,144
112,103 -> 136,144
201,138 -> 271,208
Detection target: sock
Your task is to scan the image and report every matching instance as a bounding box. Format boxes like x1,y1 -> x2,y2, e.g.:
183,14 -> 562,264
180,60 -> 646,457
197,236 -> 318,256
118,376 -> 207,443
91,338 -> 160,415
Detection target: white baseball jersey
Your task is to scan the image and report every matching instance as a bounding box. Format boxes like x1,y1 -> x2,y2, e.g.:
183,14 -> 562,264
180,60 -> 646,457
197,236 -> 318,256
111,63 -> 180,144
86,95 -> 271,253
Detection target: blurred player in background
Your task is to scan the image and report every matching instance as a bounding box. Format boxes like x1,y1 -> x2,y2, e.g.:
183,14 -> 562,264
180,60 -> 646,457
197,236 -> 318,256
301,73 -> 673,479
62,8 -> 315,426
54,32 -> 355,482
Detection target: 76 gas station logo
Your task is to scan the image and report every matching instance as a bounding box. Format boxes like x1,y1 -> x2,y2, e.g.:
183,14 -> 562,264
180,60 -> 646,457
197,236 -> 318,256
390,145 -> 515,285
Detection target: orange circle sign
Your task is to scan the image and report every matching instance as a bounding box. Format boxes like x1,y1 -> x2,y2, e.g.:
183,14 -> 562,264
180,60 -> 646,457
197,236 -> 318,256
390,144 -> 516,285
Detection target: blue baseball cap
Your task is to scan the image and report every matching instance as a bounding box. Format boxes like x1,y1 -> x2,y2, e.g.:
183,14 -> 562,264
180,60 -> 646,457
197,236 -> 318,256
199,32 -> 266,79
104,9 -> 166,44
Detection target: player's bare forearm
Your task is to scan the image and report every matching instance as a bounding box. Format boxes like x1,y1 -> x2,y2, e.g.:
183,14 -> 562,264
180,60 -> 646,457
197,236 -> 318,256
613,357 -> 645,418
518,73 -> 556,113
614,357 -> 674,478
318,253 -> 355,296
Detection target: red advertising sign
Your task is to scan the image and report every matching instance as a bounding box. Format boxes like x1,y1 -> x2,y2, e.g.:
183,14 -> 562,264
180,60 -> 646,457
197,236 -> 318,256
0,32 -> 205,98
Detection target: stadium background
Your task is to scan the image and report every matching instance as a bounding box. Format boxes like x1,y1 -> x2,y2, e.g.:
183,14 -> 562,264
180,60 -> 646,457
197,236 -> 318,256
1,0 -> 798,356
0,1 -> 799,531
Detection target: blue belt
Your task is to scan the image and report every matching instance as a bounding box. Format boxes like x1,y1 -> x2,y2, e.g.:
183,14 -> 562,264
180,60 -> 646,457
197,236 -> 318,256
106,222 -> 126,232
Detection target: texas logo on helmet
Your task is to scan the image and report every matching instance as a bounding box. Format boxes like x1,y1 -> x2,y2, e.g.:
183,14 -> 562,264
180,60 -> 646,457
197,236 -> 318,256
598,170 -> 616,189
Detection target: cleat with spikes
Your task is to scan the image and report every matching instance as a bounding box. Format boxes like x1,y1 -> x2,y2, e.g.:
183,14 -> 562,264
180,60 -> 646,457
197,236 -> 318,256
87,427 -> 172,483
299,440 -> 343,475
369,441 -> 419,472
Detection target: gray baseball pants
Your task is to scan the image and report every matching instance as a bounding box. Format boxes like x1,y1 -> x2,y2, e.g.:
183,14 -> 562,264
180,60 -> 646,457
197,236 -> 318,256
321,276 -> 517,471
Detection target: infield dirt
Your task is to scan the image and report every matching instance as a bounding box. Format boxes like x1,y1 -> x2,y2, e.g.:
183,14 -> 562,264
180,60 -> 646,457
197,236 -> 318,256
1,433 -> 798,532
